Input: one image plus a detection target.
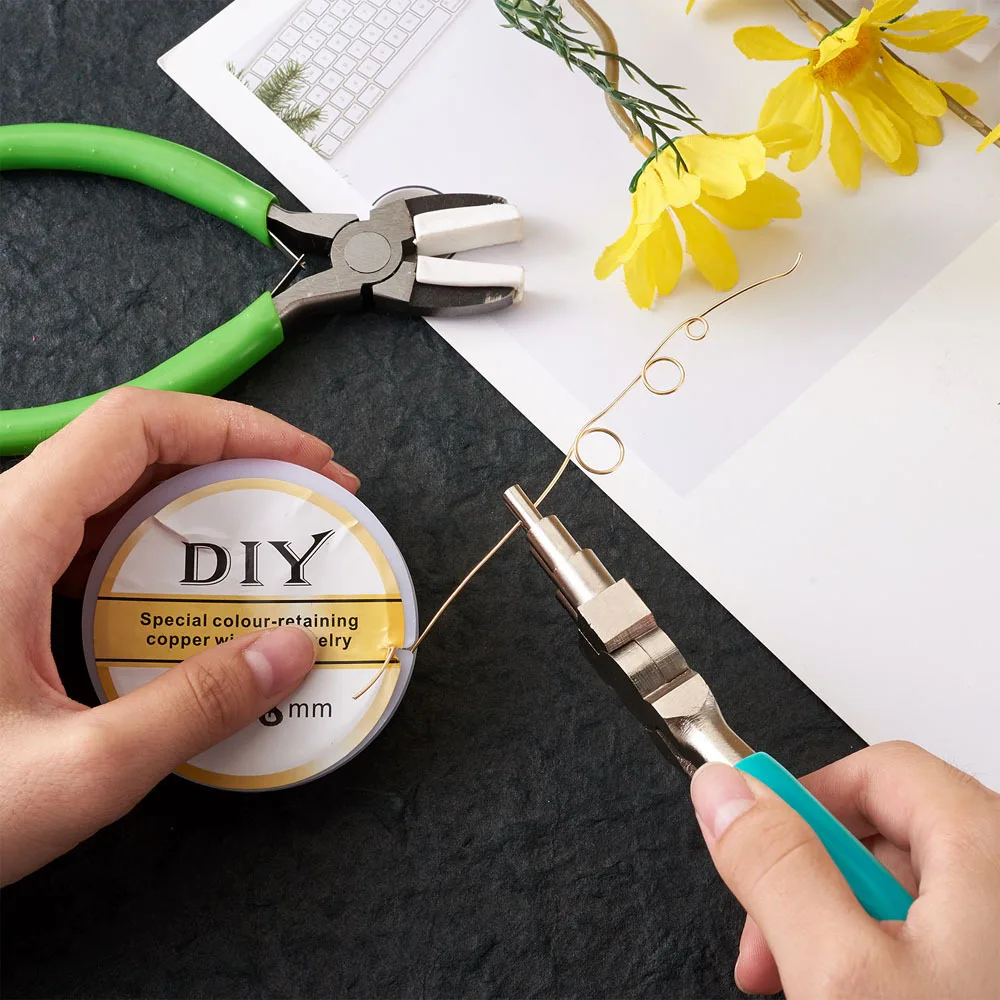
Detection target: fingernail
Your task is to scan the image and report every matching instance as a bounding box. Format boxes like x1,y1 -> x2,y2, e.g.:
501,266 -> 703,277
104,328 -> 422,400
323,459 -> 361,493
690,763 -> 756,843
244,626 -> 317,698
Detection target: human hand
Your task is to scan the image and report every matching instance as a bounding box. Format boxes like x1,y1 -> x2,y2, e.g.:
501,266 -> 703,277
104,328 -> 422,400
0,388 -> 359,885
690,741 -> 1000,998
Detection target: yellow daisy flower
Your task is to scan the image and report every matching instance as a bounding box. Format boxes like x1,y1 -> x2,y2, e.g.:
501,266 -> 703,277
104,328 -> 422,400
595,128 -> 805,306
735,1 -> 988,187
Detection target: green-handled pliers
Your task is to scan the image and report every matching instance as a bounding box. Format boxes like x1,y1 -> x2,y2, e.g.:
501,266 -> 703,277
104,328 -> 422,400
0,123 -> 525,456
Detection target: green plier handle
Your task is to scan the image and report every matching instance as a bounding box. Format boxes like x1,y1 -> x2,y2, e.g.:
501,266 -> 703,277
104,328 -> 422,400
0,123 -> 286,456
2,123 -> 526,455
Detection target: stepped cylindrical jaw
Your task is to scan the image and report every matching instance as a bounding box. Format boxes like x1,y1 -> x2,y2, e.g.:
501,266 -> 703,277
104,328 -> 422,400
503,485 -> 615,615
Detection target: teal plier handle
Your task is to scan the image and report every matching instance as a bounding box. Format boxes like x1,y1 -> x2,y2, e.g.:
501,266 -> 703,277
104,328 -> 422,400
736,752 -> 914,921
0,123 -> 286,455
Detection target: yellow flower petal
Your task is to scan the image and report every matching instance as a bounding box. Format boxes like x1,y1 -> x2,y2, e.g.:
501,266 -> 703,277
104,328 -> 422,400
814,12 -> 869,70
882,16 -> 988,52
871,88 -> 920,175
646,215 -> 685,298
623,242 -> 656,309
869,0 -> 919,23
880,54 -> 947,117
871,97 -> 919,175
734,25 -> 814,61
890,10 -> 967,31
938,81 -> 978,106
870,77 -> 942,145
698,172 -> 802,230
759,66 -> 818,129
674,205 -> 738,291
843,89 -> 902,163
754,122 -> 812,157
825,94 -> 862,189
788,90 -> 825,171
978,122 -> 1000,153
674,134 -> 766,198
642,151 -> 701,212
596,208 -> 684,307
634,167 -> 667,224
596,200 -> 648,280
596,226 -> 639,280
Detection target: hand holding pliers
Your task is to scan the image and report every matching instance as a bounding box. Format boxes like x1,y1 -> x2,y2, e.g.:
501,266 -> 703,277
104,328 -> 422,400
504,485 -> 915,923
0,123 -> 524,455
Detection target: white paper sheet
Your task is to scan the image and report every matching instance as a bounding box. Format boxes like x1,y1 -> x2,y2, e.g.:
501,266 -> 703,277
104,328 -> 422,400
160,0 -> 1000,786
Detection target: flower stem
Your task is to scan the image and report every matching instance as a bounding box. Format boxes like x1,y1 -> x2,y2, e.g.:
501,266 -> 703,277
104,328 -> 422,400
566,0 -> 653,154
782,0 -> 827,39
496,2 -> 700,159
566,1 -> 629,134
806,0 -> 998,148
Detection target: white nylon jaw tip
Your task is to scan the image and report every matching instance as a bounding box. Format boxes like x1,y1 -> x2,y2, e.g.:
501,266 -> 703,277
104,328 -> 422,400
413,202 -> 523,257
415,256 -> 524,303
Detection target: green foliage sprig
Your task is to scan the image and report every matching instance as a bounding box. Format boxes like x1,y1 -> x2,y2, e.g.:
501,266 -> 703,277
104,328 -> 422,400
495,0 -> 702,157
228,61 -> 326,142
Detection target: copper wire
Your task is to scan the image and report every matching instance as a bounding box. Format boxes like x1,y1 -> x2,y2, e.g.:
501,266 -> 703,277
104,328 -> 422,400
354,254 -> 803,699
352,645 -> 398,700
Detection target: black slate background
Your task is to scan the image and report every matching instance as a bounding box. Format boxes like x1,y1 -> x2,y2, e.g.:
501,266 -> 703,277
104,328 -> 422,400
0,3 -> 864,997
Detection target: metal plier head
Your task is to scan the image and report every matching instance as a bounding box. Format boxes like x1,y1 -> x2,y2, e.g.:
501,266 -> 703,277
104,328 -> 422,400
266,194 -> 524,327
504,486 -> 754,776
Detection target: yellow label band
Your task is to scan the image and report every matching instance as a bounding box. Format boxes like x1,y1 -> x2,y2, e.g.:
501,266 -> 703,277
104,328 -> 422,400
93,595 -> 405,666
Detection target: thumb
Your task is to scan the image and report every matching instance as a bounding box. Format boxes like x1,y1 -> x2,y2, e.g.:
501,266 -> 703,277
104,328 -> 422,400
690,762 -> 875,979
91,625 -> 317,795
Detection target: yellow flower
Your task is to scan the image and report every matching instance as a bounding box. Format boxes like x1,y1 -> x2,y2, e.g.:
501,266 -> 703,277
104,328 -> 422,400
735,1 -> 988,187
595,128 -> 805,306
978,122 -> 1000,152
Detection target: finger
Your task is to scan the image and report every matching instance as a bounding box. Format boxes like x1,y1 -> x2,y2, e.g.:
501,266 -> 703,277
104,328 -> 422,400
869,837 -> 918,898
86,625 -> 316,807
732,835 -> 917,996
735,917 -> 781,996
797,742 -> 998,885
2,388 -> 357,583
690,763 -> 879,980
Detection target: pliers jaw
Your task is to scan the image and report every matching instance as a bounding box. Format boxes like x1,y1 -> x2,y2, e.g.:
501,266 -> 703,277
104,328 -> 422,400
266,193 -> 524,327
504,485 -> 754,776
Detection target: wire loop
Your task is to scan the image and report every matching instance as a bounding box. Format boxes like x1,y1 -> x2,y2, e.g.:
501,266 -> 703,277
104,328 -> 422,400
685,316 -> 709,341
386,255 -> 803,668
574,426 -> 626,476
641,356 -> 685,396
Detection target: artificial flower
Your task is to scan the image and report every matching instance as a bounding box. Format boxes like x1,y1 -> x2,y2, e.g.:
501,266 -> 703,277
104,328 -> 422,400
978,122 -> 1000,152
595,128 -> 805,306
735,1 -> 988,187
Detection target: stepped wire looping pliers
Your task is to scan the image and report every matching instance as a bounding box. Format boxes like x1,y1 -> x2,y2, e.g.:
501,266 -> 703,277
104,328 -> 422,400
504,484 -> 915,923
0,123 -> 524,456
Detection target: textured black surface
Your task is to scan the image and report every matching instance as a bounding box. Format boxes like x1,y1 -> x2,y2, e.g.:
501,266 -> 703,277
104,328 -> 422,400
0,3 -> 864,997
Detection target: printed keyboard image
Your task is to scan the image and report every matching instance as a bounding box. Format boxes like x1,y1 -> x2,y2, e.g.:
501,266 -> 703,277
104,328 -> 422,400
240,0 -> 468,157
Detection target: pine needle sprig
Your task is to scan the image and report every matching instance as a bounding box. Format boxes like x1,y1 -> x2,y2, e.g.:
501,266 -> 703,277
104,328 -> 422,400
280,104 -> 327,135
228,60 -> 327,145
495,0 -> 703,158
254,60 -> 308,116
